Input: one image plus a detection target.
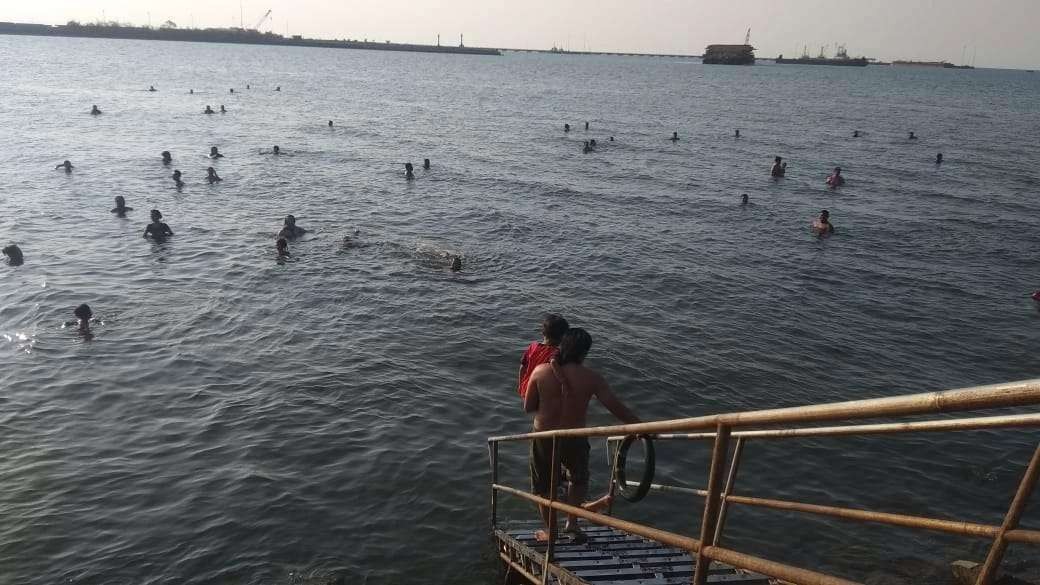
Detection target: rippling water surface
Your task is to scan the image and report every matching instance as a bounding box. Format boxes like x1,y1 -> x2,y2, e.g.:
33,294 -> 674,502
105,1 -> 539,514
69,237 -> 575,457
1,35 -> 1039,584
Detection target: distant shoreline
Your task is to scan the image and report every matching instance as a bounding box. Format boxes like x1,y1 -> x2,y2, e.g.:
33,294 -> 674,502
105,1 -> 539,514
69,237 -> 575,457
0,21 -> 502,56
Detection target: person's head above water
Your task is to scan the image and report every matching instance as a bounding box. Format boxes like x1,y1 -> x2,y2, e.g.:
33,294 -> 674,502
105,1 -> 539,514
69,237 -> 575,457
210,146 -> 219,156
556,327 -> 592,365
150,209 -> 163,222
936,153 -> 943,163
833,167 -> 842,175
220,105 -> 226,112
564,123 -> 570,131
161,151 -> 172,163
284,214 -> 296,227
172,170 -> 182,180
741,193 -> 749,204
775,156 -> 782,163
820,209 -> 830,221
73,303 -> 93,327
273,146 -> 280,154
423,158 -> 430,169
909,131 -> 917,139
2,244 -> 24,266
328,120 -> 333,127
114,196 -> 127,209
57,160 -> 72,170
541,314 -> 570,345
207,166 -> 218,176
672,131 -> 679,139
450,256 -> 462,272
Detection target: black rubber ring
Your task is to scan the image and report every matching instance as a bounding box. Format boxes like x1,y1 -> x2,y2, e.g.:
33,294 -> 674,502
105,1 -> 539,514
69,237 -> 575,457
615,435 -> 655,503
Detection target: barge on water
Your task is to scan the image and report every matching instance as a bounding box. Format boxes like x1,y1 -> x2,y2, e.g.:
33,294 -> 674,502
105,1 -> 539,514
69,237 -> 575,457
488,378 -> 1040,585
893,60 -> 975,69
702,44 -> 755,65
776,45 -> 868,67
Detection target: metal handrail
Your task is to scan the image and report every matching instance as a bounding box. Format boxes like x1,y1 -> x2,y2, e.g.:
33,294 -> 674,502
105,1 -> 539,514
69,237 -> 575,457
487,378 -> 1040,585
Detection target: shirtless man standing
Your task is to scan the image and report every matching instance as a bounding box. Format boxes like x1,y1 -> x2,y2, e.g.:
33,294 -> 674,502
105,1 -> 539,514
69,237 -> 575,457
524,328 -> 640,542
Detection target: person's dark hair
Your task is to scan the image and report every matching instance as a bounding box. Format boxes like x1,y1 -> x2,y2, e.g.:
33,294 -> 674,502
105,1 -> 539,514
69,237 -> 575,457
74,304 -> 92,320
556,328 -> 592,365
541,314 -> 570,343
775,156 -> 782,163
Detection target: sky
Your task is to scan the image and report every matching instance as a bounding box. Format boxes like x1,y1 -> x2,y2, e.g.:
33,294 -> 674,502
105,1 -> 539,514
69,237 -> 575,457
3,0 -> 1038,69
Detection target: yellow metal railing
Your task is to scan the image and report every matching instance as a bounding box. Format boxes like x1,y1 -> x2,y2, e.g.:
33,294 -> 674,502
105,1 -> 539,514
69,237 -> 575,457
487,379 -> 1040,585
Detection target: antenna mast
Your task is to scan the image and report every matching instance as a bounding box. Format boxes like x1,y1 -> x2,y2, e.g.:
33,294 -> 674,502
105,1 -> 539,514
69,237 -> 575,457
745,27 -> 751,45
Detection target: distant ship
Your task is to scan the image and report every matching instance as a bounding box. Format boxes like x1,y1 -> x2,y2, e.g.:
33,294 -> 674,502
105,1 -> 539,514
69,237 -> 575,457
703,28 -> 755,65
776,45 -> 868,67
893,60 -> 975,69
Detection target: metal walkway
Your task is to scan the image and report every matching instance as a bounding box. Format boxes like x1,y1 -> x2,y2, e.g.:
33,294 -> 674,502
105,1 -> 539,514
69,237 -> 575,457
496,523 -> 770,585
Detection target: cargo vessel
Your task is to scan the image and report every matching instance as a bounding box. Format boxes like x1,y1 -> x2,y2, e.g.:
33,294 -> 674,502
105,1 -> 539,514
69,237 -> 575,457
702,28 -> 756,65
776,45 -> 868,67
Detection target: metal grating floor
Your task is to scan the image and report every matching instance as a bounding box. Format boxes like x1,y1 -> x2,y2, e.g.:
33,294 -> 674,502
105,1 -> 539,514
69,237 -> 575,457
496,523 -> 772,584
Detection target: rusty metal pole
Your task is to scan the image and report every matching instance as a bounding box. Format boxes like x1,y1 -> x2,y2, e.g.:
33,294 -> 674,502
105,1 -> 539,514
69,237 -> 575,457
975,443 -> 1040,585
542,437 -> 559,585
490,441 -> 499,528
713,436 -> 745,546
692,425 -> 731,585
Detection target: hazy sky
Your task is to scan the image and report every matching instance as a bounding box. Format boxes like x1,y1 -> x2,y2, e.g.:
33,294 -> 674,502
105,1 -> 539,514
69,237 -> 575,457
4,0 -> 1038,68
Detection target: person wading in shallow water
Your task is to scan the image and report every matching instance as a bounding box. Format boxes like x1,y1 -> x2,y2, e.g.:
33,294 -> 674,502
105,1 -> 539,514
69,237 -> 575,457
524,328 -> 640,543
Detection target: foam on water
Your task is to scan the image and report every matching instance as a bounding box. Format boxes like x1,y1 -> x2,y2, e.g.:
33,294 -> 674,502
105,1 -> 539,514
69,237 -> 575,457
1,35 -> 1039,584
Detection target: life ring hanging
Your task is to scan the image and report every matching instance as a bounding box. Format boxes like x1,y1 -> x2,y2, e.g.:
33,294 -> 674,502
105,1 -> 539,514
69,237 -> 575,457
615,435 -> 655,503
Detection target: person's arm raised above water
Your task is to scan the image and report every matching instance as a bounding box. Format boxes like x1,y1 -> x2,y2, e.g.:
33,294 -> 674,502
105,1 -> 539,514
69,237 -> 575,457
593,375 -> 640,424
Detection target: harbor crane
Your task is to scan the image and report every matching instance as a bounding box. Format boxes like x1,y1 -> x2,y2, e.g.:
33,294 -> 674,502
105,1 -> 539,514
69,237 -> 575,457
744,27 -> 751,45
253,9 -> 272,31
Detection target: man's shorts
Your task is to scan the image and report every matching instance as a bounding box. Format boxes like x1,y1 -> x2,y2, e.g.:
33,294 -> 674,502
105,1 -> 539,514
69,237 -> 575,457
530,437 -> 590,496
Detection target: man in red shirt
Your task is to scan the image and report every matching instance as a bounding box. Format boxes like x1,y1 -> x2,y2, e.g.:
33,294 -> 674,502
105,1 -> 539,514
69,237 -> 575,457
517,314 -> 569,401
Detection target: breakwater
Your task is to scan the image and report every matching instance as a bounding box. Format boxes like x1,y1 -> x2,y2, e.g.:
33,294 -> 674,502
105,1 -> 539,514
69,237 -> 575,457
0,21 -> 501,56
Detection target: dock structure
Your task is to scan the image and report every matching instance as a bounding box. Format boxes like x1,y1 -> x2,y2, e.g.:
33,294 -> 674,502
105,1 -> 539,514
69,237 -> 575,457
488,379 -> 1040,585
502,48 -> 699,59
496,524 -> 770,584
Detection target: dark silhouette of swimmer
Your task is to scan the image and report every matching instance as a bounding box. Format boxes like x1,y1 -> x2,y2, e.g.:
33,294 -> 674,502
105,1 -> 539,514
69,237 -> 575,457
206,167 -> 222,184
246,84 -> 251,90
144,209 -> 173,240
73,304 -> 93,333
582,141 -> 592,154
204,105 -> 215,114
278,215 -> 307,240
276,238 -> 290,257
405,162 -> 415,180
770,156 -> 785,177
209,147 -> 224,159
161,151 -> 172,164
111,196 -> 133,216
585,121 -> 589,131
909,132 -> 918,140
826,167 -> 845,187
936,153 -> 943,164
189,89 -> 194,94
741,194 -> 748,205
423,158 -> 431,170
609,136 -> 614,141
172,170 -> 184,187
670,131 -> 679,141
229,88 -> 234,94
273,146 -> 280,155
91,105 -> 101,115
735,129 -> 740,138
853,130 -> 860,138
450,256 -> 462,272
275,86 -> 281,91
564,123 -> 570,133
220,105 -> 227,113
55,160 -> 73,172
2,244 -> 24,266
148,86 -> 157,92
812,210 -> 835,235
328,120 -> 334,127
590,139 -> 597,148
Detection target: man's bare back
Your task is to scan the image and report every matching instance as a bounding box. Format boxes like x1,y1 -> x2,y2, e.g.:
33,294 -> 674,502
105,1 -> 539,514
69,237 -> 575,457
524,361 -> 638,431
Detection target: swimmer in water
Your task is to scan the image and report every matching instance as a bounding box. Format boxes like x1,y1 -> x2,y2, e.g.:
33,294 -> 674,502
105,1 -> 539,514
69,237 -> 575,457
220,105 -> 227,113
609,136 -> 614,141
670,131 -> 679,142
161,151 -> 172,164
144,209 -> 174,240
172,170 -> 184,188
246,84 -> 250,90
206,167 -> 222,184
328,120 -> 334,127
2,244 -> 24,266
261,146 -> 281,155
423,158 -> 431,170
405,162 -> 415,180
204,105 -> 215,114
564,123 -> 571,133
209,146 -> 224,159
229,88 -> 234,94
276,238 -> 290,257
825,167 -> 845,187
450,255 -> 462,272
741,194 -> 748,205
770,156 -> 785,177
275,86 -> 281,91
91,105 -> 101,115
73,304 -> 93,333
909,132 -> 917,140
589,139 -> 597,148
735,129 -> 740,138
936,153 -> 943,165
111,196 -> 133,216
148,86 -> 157,92
55,160 -> 73,172
189,89 -> 194,94
582,141 -> 592,154
812,210 -> 836,235
853,130 -> 860,138
585,121 -> 589,131
277,215 -> 307,240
